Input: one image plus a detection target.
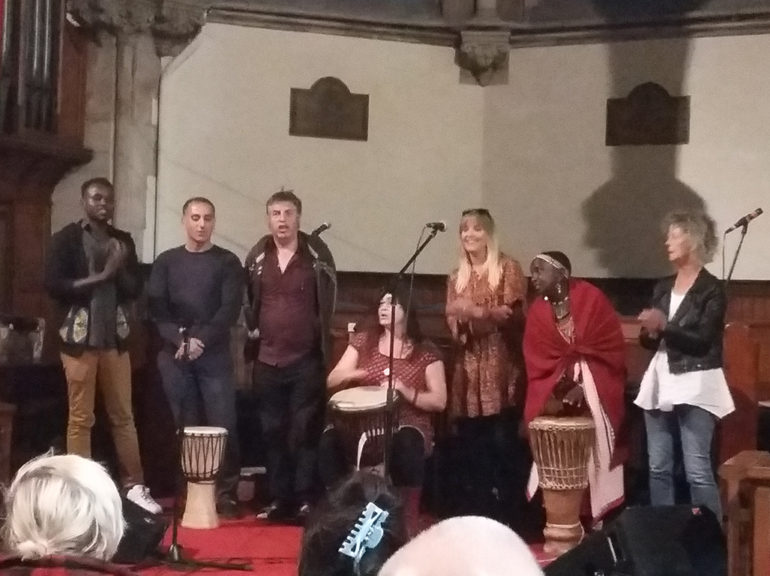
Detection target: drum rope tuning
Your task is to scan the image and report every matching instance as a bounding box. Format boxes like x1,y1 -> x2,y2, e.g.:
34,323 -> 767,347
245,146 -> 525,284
180,426 -> 228,530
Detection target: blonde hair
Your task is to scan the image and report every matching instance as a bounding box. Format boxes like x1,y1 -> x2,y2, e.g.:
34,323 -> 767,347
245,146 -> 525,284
454,210 -> 502,293
2,453 -> 125,561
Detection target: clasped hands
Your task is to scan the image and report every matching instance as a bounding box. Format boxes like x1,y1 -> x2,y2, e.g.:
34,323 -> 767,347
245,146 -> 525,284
175,337 -> 205,361
638,307 -> 667,338
100,238 -> 129,279
561,383 -> 585,409
447,298 -> 512,323
545,375 -> 585,415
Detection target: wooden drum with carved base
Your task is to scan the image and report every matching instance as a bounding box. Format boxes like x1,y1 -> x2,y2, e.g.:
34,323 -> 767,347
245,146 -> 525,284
180,426 -> 228,529
329,386 -> 398,470
529,416 -> 595,556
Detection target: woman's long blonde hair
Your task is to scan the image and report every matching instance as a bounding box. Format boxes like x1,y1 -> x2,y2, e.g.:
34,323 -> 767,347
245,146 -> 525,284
454,209 -> 502,293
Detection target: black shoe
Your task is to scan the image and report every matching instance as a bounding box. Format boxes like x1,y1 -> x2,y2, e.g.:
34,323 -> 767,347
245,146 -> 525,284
256,500 -> 294,522
217,496 -> 241,519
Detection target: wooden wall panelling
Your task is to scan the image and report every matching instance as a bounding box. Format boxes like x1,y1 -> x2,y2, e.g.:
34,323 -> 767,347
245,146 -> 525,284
749,323 -> 770,400
11,199 -> 50,318
0,204 -> 10,311
727,281 -> 770,324
721,323 -> 760,463
56,16 -> 87,144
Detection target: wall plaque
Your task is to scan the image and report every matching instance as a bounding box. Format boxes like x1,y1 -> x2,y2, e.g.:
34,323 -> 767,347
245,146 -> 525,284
606,82 -> 689,146
290,77 -> 369,141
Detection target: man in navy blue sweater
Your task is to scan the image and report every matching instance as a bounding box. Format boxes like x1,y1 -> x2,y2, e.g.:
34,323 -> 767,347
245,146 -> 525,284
148,197 -> 244,517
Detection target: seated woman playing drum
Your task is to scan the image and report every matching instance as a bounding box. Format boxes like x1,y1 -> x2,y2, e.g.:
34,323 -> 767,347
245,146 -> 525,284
321,285 -> 448,537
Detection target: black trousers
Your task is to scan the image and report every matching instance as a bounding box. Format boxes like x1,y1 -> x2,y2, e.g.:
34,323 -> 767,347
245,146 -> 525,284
318,425 -> 425,488
451,408 -> 531,525
255,352 -> 326,504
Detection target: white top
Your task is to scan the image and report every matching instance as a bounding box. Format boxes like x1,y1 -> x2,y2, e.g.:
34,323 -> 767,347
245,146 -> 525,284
634,290 -> 735,419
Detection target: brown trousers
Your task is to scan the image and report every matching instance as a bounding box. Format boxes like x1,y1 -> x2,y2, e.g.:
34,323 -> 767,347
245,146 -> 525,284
61,350 -> 144,486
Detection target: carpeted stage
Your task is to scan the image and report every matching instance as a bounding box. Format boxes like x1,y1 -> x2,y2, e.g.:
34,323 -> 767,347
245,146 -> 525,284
135,509 -> 552,575
140,515 -> 303,576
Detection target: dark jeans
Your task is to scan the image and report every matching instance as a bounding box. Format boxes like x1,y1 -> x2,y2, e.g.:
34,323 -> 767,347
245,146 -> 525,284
255,352 -> 326,504
157,346 -> 241,500
318,426 -> 426,489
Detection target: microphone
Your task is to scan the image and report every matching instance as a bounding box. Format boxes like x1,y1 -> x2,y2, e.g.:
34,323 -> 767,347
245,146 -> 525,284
178,326 -> 190,361
426,221 -> 447,232
311,222 -> 331,236
725,208 -> 763,233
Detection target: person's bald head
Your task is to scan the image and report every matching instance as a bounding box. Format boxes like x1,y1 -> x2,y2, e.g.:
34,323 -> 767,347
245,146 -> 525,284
378,516 -> 543,576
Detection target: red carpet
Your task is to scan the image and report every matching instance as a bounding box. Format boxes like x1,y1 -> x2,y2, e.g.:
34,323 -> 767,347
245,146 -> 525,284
135,511 -> 553,575
139,516 -> 303,576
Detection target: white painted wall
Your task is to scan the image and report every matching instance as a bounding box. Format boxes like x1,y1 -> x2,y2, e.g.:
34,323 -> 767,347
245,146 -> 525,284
154,24 -> 770,278
484,35 -> 770,279
156,24 -> 484,273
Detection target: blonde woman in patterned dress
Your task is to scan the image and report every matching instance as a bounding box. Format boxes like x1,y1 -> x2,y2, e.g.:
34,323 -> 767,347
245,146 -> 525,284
445,208 -> 528,521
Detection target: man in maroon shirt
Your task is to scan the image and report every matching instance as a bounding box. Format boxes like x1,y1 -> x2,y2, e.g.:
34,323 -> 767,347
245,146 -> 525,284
245,189 -> 336,522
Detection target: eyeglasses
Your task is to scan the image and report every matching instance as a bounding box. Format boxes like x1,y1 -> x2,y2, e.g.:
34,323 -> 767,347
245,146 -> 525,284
462,208 -> 491,217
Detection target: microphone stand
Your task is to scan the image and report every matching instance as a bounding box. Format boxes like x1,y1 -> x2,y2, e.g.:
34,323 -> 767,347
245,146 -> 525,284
383,226 -> 442,477
161,328 -> 251,572
724,224 -> 749,287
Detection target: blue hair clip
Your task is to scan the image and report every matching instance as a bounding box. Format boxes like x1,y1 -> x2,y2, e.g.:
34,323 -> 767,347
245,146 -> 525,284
339,502 -> 389,571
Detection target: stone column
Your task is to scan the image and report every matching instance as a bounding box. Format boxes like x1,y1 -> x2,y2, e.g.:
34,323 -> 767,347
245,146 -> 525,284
112,32 -> 162,260
52,0 -> 203,260
456,0 -> 513,86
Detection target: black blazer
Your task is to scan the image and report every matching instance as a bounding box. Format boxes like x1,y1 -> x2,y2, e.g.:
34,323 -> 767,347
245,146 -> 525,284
45,222 -> 142,307
44,221 -> 142,355
244,231 -> 337,365
639,268 -> 726,374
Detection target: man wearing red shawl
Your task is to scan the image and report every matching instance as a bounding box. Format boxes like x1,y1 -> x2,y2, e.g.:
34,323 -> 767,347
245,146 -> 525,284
524,251 -> 626,523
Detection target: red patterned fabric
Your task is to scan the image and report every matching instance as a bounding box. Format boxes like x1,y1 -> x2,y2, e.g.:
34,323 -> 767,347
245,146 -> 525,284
523,279 -> 626,461
348,332 -> 441,453
446,255 -> 527,418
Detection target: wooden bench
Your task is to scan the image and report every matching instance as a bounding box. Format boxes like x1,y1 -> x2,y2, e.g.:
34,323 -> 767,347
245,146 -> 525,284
719,450 -> 770,576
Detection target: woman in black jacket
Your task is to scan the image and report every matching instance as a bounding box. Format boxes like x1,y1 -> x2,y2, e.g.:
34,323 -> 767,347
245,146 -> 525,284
634,210 -> 734,522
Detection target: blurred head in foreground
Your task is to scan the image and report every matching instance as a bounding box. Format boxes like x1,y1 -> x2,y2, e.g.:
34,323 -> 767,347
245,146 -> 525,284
378,515 -> 544,576
299,471 -> 407,576
2,453 -> 125,561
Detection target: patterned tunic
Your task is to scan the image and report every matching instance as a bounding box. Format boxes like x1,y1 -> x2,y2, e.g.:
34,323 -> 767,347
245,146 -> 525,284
446,254 -> 527,419
348,332 -> 442,454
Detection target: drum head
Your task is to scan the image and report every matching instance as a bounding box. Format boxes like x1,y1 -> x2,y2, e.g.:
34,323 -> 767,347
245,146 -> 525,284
329,386 -> 388,412
529,416 -> 594,431
183,426 -> 228,436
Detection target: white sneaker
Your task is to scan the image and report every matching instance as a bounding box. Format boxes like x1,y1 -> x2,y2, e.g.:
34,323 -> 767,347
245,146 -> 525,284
125,484 -> 162,515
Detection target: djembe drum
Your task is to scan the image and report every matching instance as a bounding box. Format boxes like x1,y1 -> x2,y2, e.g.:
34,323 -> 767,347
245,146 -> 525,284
528,416 -> 595,556
180,426 -> 228,529
329,386 -> 398,470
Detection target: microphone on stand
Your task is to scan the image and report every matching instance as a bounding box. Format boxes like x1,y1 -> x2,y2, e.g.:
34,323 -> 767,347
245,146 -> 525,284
311,222 -> 331,236
725,208 -> 763,233
425,221 -> 447,232
179,326 -> 190,361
